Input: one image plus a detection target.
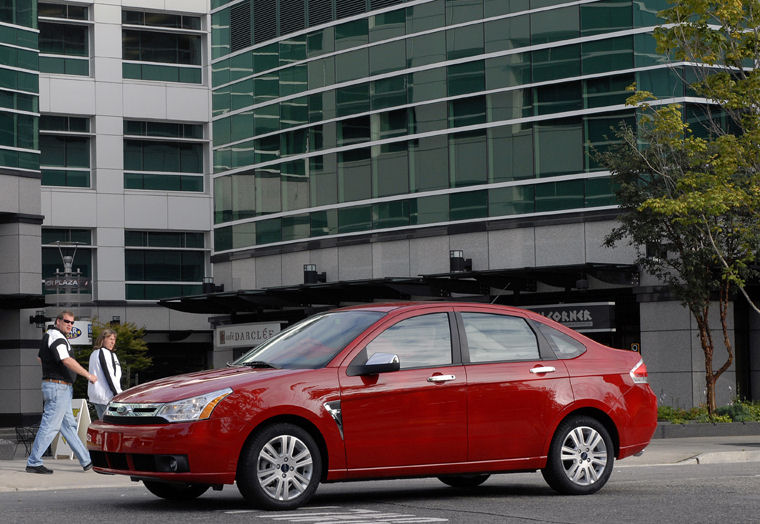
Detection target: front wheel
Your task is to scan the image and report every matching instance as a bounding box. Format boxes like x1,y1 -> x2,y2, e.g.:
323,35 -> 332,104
143,480 -> 209,500
541,416 -> 614,495
237,423 -> 322,510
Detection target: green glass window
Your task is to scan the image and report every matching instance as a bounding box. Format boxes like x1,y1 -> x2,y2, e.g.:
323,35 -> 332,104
309,154 -> 338,206
489,185 -> 535,216
485,53 -> 531,90
450,190 -> 488,221
446,0 -> 483,24
254,72 -> 279,104
485,15 -> 529,53
581,0 -> 632,36
406,1 -> 445,33
280,64 -> 307,96
42,246 -> 91,293
39,22 -> 87,56
447,60 -> 485,97
409,135 -> 449,192
307,27 -> 334,57
531,6 -> 579,44
636,68 -> 681,99
230,111 -> 254,143
282,213 -> 310,241
373,147 -> 409,197
585,176 -> 617,207
255,168 -> 282,214
125,249 -> 203,281
254,44 -> 279,72
408,68 -> 446,104
535,179 -> 585,212
336,83 -> 370,117
256,218 -> 282,244
370,40 -> 406,75
307,56 -> 335,89
446,24 -> 484,60
229,78 -> 253,111
634,32 -> 668,67
280,96 -> 308,129
280,37 -> 306,65
411,194 -> 449,225
229,52 -> 253,83
449,95 -> 487,127
253,103 -> 279,136
338,205 -> 372,233
487,89 -> 532,122
584,111 -> 634,170
339,148 -> 371,202
123,30 -> 201,65
370,9 -> 405,42
582,36 -> 633,75
339,116 -> 370,146
488,124 -> 534,182
211,8 -> 231,59
534,117 -> 583,177
449,130 -> 487,187
335,19 -> 368,51
310,208 -> 338,237
532,44 -> 580,83
408,102 -> 446,134
585,73 -> 635,108
534,81 -> 583,115
633,0 -> 668,27
336,48 -> 369,82
374,199 -> 411,229
406,31 -> 446,68
371,76 -> 407,110
484,0 -> 529,16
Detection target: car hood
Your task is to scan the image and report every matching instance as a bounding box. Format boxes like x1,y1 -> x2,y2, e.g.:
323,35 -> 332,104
113,366 -> 295,403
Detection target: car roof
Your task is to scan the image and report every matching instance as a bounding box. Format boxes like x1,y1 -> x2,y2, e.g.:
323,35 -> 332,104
336,301 -> 540,317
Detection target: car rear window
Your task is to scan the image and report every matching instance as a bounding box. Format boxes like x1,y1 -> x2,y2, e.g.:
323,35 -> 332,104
536,322 -> 586,359
462,312 -> 540,362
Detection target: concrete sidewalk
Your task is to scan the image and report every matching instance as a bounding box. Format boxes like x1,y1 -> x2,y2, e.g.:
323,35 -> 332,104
1,435 -> 760,493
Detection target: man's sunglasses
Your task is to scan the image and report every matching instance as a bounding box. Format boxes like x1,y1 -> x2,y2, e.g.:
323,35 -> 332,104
60,319 -> 75,325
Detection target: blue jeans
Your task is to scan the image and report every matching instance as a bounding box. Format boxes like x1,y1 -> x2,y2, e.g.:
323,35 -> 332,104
93,403 -> 107,420
27,382 -> 91,467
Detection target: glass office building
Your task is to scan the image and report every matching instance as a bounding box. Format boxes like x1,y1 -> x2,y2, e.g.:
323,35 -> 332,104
210,0 -> 672,252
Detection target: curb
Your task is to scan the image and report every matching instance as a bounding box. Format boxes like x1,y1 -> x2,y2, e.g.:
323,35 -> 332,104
653,422 -> 760,439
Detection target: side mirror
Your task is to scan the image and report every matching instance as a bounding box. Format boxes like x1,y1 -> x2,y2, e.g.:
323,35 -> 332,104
349,352 -> 400,376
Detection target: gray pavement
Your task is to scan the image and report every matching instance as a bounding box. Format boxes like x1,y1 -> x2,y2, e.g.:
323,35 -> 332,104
1,434 -> 760,493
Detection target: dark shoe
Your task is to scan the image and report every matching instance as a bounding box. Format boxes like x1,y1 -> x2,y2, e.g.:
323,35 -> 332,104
26,465 -> 53,474
82,462 -> 93,471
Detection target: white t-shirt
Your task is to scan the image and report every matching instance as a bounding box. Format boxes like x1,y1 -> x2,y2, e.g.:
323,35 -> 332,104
88,348 -> 122,405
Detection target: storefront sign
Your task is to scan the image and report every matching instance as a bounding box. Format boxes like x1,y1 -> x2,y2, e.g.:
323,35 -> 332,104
215,322 -> 281,348
66,320 -> 93,346
526,302 -> 615,332
44,276 -> 91,291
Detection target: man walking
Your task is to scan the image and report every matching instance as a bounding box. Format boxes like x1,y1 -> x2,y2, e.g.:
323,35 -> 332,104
26,310 -> 98,474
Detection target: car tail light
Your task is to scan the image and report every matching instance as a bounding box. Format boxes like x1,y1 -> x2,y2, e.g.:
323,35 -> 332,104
629,360 -> 648,384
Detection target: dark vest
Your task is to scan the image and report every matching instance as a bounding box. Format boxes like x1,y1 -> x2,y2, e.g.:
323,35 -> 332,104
39,329 -> 76,384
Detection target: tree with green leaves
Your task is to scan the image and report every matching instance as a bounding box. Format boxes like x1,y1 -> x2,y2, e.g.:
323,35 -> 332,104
74,319 -> 152,401
602,0 -> 760,413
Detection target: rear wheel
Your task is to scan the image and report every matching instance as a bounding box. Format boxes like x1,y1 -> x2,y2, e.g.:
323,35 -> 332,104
237,423 -> 322,510
437,474 -> 490,488
541,416 -> 613,495
143,480 -> 209,500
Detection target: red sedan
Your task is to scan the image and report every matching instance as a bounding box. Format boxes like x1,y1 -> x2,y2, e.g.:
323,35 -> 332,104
86,302 -> 657,509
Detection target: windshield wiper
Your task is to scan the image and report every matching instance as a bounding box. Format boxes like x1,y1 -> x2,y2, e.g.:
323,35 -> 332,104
243,360 -> 279,369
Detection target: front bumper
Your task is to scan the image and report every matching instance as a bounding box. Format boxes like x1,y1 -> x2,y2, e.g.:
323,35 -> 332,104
86,418 -> 243,485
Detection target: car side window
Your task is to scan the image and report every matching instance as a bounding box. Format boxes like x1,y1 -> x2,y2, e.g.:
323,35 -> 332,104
462,312 -> 539,363
536,323 -> 586,359
364,313 -> 452,369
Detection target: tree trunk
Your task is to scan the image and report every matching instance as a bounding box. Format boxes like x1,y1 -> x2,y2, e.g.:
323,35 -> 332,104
692,306 -> 716,414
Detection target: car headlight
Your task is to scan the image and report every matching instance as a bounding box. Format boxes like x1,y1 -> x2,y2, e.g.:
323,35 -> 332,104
156,387 -> 233,423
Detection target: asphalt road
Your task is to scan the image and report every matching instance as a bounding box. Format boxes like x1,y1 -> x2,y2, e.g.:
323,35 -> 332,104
3,461 -> 759,523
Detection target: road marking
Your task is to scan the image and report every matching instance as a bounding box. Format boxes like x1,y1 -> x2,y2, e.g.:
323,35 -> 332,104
224,508 -> 447,522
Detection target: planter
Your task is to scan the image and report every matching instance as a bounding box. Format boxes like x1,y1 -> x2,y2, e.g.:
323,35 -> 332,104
653,421 -> 760,439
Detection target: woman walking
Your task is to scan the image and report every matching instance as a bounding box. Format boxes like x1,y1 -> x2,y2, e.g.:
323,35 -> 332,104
88,329 -> 121,419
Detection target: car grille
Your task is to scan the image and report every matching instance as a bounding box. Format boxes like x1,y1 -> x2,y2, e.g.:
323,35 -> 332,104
104,402 -> 168,425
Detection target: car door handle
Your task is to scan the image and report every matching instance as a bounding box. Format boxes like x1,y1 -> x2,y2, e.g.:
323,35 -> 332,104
427,374 -> 456,383
530,366 -> 556,374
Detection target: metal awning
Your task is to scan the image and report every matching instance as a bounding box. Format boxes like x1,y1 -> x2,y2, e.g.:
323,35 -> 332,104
159,264 -> 637,322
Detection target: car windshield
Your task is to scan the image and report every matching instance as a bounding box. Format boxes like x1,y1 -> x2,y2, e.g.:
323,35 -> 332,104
232,310 -> 386,369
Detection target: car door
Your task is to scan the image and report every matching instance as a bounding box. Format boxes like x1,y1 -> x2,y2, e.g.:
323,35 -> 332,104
458,308 -> 574,462
338,308 -> 467,471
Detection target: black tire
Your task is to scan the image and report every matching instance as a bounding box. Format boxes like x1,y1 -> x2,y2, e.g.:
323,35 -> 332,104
437,474 -> 490,488
541,416 -> 614,495
143,480 -> 209,500
237,423 -> 322,510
